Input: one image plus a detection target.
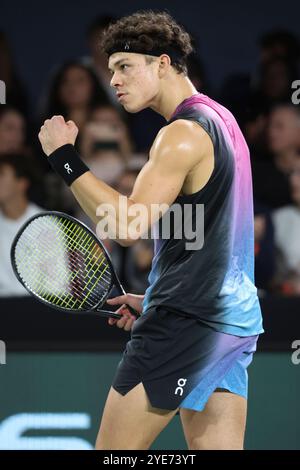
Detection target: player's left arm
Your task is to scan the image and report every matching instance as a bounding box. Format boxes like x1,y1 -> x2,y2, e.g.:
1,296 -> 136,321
39,116 -> 210,245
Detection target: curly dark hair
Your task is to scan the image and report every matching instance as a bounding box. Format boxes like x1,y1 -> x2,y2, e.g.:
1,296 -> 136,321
101,10 -> 193,74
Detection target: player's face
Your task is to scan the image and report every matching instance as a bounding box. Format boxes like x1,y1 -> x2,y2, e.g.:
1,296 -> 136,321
109,53 -> 160,113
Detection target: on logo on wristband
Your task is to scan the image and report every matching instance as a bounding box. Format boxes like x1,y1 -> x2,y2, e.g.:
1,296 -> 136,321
64,163 -> 73,174
49,145 -> 89,186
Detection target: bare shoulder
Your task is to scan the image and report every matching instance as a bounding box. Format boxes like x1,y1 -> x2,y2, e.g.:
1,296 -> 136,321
150,119 -> 212,165
164,118 -> 209,139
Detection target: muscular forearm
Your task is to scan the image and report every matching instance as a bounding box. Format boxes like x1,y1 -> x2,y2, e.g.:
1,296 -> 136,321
40,118 -> 185,244
44,142 -> 146,245
70,171 -> 141,245
70,171 -> 121,223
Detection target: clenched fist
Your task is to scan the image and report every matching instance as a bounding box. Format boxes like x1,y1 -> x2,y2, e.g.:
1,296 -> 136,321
38,115 -> 79,156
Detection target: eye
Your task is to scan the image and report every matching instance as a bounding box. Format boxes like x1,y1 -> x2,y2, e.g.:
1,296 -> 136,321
120,64 -> 129,70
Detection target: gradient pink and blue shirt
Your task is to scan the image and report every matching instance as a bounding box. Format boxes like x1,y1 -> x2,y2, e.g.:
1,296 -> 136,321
143,93 -> 263,337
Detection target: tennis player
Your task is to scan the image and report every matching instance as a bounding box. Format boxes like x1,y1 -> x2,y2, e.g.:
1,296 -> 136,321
38,10 -> 264,450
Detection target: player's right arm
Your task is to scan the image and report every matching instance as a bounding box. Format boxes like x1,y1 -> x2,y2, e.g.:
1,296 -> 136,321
70,119 -> 211,245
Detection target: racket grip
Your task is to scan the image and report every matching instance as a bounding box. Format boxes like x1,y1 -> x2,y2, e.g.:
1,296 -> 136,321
125,304 -> 140,318
95,310 -> 123,319
95,308 -> 139,320
108,311 -> 123,319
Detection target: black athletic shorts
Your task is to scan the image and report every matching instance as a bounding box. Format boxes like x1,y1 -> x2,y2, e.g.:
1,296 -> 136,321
112,306 -> 259,411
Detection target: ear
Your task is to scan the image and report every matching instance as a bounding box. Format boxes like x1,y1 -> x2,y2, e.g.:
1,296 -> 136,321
158,54 -> 171,76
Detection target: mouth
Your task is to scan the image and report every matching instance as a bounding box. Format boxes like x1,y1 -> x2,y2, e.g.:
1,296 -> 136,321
117,92 -> 127,101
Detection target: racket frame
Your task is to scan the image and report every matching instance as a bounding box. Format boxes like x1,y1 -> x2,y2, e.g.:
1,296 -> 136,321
10,211 -> 138,320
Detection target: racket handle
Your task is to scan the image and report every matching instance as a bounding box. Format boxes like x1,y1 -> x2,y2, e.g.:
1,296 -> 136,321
95,308 -> 140,320
95,310 -> 123,319
125,304 -> 140,318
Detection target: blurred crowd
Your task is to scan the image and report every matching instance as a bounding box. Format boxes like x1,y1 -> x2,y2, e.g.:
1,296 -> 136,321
0,16 -> 300,299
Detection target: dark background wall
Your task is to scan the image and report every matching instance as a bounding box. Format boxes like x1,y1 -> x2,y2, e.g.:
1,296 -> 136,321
1,0 -> 299,106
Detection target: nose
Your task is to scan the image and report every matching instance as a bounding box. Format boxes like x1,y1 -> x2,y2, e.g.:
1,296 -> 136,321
110,72 -> 122,89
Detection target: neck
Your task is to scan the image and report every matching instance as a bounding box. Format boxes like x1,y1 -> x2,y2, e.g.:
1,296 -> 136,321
150,75 -> 198,121
1,195 -> 28,220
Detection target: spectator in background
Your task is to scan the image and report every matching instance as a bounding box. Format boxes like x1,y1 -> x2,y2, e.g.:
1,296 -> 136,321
251,30 -> 300,115
252,57 -> 298,113
254,203 -> 275,291
241,100 -> 269,161
42,61 -> 108,135
0,106 -> 46,207
0,154 -> 43,297
219,29 -> 300,123
252,103 -> 300,208
40,62 -> 109,210
268,104 -> 300,170
81,104 -> 134,159
78,107 -> 130,187
259,30 -> 300,66
0,31 -> 29,115
272,159 -> 300,295
83,15 -> 120,107
0,105 -> 28,155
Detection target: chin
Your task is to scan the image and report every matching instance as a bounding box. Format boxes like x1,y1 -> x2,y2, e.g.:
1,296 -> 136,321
123,101 -> 147,114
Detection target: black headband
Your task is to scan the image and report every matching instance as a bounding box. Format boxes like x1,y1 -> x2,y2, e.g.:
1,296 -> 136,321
107,40 -> 183,64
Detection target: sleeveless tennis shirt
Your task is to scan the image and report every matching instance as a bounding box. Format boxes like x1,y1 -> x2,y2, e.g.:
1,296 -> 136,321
142,93 -> 263,337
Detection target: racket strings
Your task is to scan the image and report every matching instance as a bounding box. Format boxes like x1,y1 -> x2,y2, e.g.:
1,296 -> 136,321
56,218 -> 112,301
49,218 -> 111,303
14,215 -> 112,310
16,221 -> 102,304
16,230 -> 100,309
16,220 -> 110,308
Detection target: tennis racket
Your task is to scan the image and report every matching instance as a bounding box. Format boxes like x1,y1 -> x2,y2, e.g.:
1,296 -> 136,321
10,211 -> 139,320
